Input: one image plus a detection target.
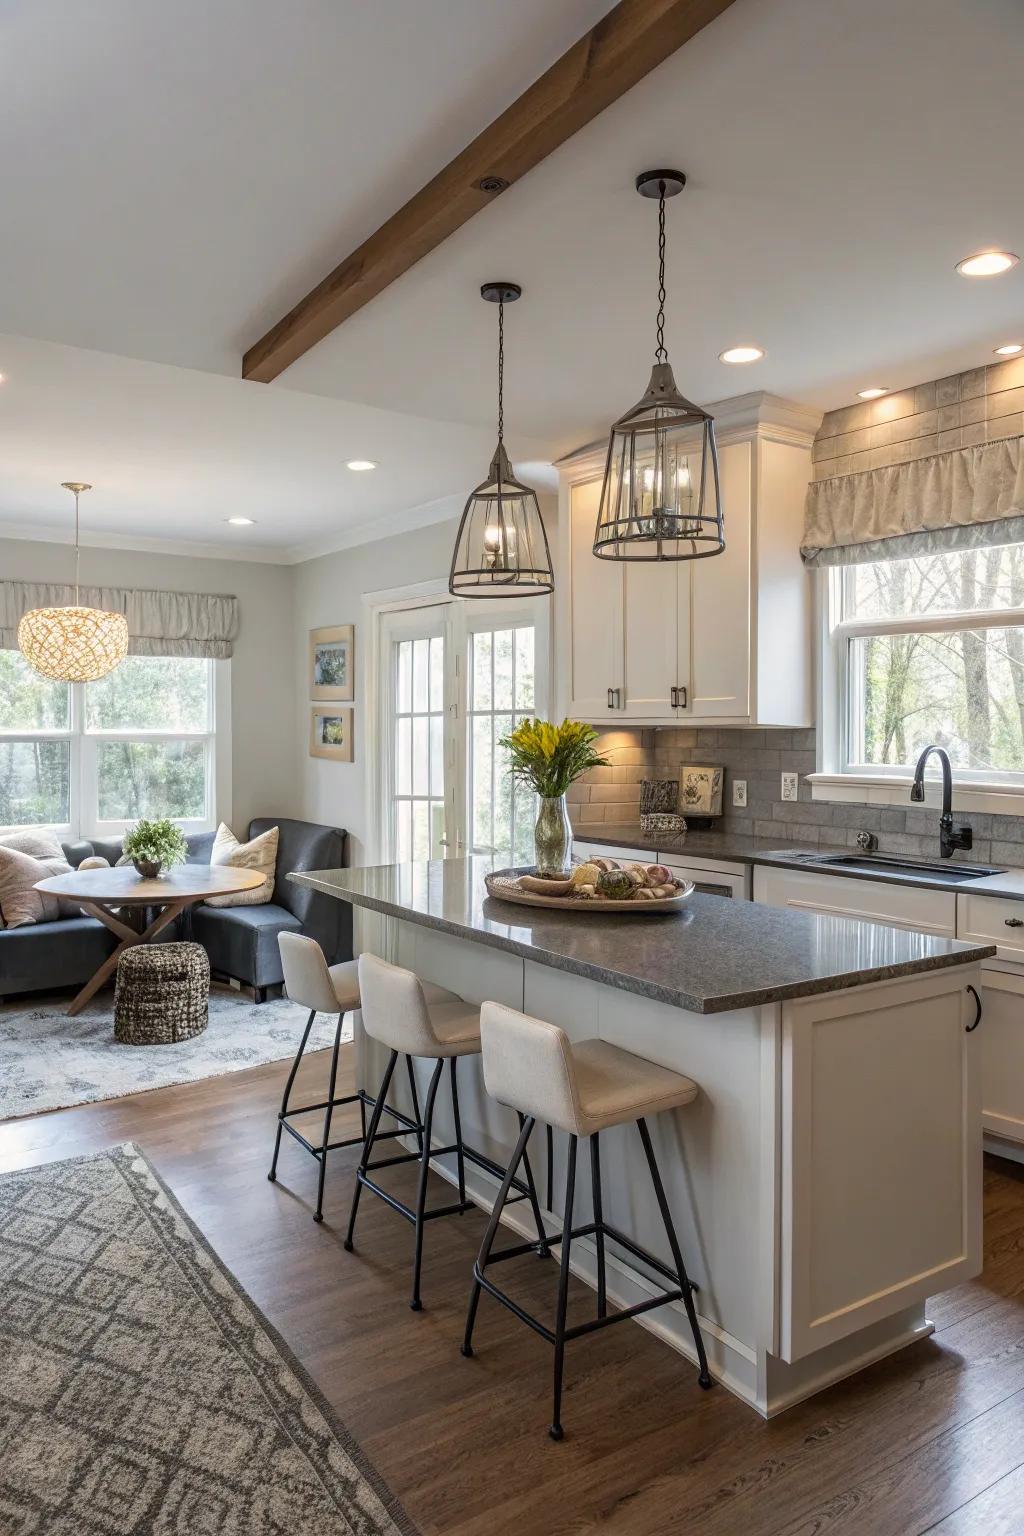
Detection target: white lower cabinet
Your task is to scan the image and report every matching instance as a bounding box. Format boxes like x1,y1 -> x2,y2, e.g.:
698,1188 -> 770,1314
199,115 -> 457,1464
752,863 -> 1024,1164
573,839 -> 749,899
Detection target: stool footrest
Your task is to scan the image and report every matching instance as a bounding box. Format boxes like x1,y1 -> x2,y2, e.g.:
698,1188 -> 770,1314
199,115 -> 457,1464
357,1171 -> 472,1228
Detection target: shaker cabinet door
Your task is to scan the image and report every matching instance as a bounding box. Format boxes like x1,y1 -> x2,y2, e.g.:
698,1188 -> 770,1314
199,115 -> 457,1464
567,478 -> 623,719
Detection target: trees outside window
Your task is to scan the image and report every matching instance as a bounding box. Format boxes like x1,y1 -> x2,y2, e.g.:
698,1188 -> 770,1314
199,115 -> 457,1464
0,652 -> 217,834
833,545 -> 1024,780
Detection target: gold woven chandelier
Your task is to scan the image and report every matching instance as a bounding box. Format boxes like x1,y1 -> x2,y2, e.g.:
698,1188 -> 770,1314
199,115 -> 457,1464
18,483 -> 129,682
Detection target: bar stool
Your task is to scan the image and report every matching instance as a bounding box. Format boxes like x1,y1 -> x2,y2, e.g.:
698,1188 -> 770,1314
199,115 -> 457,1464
269,933 -> 420,1223
463,1001 -> 712,1441
346,953 -> 548,1311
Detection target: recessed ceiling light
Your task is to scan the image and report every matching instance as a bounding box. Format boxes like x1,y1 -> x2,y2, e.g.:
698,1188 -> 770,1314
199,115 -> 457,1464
994,342 -> 1023,356
346,459 -> 377,472
857,387 -> 888,400
719,345 -> 765,364
226,516 -> 256,526
956,250 -> 1019,278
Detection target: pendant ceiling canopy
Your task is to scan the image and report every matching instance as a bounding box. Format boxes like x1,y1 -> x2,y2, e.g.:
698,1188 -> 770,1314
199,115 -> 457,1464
17,483 -> 129,682
449,282 -> 554,599
594,171 -> 725,563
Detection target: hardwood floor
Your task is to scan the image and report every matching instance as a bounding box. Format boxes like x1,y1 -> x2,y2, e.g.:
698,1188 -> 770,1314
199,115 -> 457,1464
3,1040 -> 1024,1536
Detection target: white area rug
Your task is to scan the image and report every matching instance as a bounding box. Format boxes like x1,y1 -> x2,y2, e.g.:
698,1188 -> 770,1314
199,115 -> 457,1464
0,990 -> 349,1121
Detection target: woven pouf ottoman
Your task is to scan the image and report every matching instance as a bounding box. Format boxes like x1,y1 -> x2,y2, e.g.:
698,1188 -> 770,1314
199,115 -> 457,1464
114,942 -> 210,1044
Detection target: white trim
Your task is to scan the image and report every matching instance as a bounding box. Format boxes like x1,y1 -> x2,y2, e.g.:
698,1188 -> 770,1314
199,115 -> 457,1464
0,520 -> 287,565
809,770 -> 1024,816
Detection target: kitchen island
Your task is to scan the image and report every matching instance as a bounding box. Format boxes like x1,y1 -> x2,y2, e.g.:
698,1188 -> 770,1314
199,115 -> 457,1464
292,857 -> 995,1416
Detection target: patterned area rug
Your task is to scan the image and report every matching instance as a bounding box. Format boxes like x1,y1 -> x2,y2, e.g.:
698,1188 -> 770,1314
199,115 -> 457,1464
0,993 -> 349,1121
0,1143 -> 417,1535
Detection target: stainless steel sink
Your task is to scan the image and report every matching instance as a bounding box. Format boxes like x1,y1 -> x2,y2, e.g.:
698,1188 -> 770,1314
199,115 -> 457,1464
811,853 -> 1004,883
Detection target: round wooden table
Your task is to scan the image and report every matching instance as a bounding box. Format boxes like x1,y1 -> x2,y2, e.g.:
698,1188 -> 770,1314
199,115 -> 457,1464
34,864 -> 266,1016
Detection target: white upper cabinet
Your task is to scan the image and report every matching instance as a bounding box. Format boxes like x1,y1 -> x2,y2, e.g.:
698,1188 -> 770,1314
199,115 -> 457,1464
556,394 -> 820,727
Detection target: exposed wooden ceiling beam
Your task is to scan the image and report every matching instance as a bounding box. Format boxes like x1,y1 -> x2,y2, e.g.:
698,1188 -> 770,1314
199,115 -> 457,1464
243,0 -> 737,382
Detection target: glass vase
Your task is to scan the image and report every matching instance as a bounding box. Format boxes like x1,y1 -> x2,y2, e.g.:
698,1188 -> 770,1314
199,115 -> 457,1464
534,794 -> 572,877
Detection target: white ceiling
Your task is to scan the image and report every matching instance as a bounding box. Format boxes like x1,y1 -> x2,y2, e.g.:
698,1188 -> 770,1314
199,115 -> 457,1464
1,0 -> 1022,555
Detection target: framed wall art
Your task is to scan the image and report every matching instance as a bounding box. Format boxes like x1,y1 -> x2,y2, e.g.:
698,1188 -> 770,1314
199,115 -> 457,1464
310,706 -> 354,762
310,624 -> 354,701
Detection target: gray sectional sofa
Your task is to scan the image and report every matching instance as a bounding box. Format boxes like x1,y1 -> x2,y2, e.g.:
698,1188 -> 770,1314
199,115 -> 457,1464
0,817 -> 350,1003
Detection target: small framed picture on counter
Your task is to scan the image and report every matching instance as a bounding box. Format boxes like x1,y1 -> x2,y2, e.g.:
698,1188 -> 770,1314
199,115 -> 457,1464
310,706 -> 354,761
310,624 -> 354,701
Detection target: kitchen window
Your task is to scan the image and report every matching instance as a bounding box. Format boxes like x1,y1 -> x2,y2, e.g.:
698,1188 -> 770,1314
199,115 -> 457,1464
817,543 -> 1024,804
0,651 -> 226,837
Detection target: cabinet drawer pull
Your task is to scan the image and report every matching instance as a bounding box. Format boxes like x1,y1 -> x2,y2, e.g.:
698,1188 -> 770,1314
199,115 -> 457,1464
966,984 -> 982,1032
1004,917 -> 1024,928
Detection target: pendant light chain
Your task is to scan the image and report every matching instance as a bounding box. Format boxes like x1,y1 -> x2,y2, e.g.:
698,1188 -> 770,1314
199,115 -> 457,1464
497,297 -> 505,445
655,184 -> 668,363
73,486 -> 81,603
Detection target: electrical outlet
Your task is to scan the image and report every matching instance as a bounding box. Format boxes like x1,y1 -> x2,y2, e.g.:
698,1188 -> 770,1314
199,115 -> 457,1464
733,779 -> 747,807
781,771 -> 799,802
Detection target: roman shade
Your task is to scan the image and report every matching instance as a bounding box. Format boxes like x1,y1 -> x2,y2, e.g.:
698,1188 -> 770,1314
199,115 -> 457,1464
802,436 -> 1024,567
0,582 -> 239,658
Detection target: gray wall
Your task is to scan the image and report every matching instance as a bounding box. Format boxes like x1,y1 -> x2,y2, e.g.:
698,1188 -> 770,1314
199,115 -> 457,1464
0,535 -> 297,834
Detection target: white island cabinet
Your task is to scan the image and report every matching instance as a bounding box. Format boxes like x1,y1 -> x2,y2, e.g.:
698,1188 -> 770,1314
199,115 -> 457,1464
293,859 -> 992,1419
556,392 -> 821,727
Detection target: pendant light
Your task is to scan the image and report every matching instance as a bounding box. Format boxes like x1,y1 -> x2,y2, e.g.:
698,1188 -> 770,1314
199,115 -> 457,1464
18,483 -> 129,682
593,170 -> 724,562
449,282 -> 554,598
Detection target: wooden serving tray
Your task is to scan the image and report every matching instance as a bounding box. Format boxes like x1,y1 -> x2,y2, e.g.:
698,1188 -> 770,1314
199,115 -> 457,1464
483,869 -> 695,913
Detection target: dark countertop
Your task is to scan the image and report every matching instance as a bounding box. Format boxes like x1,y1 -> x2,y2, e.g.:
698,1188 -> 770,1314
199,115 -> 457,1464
573,823 -> 1024,900
291,859 -> 993,1016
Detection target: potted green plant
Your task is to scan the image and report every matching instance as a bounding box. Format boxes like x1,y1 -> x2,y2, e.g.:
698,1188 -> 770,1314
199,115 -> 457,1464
122,818 -> 189,879
499,719 -> 609,877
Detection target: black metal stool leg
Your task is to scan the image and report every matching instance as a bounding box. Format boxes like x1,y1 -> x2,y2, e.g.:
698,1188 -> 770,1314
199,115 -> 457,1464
637,1117 -> 712,1390
344,1050 -> 398,1252
462,1114 -> 535,1357
546,1123 -> 554,1211
269,1008 -> 316,1182
591,1133 -> 607,1319
518,1114 -> 549,1256
313,1011 -> 344,1223
550,1134 -> 578,1441
450,1057 -> 467,1204
410,1058 -> 445,1311
406,1054 -> 423,1154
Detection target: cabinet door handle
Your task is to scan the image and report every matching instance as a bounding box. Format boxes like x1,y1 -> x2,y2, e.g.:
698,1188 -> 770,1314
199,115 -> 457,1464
1005,917 -> 1024,928
615,688 -> 623,709
677,685 -> 688,709
670,686 -> 678,708
607,688 -> 614,709
966,984 -> 982,1032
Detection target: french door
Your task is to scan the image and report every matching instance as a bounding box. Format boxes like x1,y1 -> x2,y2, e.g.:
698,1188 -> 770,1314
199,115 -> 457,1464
378,598 -> 547,865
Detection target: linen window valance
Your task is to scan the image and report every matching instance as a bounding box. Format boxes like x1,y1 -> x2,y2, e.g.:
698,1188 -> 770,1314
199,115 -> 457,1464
0,581 -> 239,659
802,436 -> 1024,567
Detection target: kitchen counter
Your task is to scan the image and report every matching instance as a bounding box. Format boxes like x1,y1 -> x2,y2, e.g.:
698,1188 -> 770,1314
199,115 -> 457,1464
296,855 -> 987,1418
577,823 -> 1024,900
292,858 -> 993,1015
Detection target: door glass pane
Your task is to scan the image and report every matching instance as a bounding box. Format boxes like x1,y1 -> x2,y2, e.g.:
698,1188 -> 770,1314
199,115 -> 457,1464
0,651 -> 70,731
86,656 -> 209,732
0,740 -> 71,826
467,624 -> 538,863
96,740 -> 206,821
389,620 -> 446,861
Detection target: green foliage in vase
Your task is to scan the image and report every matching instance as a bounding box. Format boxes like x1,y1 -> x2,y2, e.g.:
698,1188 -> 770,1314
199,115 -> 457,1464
122,817 -> 188,869
499,718 -> 609,799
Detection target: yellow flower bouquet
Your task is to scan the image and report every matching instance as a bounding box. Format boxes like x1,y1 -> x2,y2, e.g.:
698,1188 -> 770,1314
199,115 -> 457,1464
499,718 -> 609,798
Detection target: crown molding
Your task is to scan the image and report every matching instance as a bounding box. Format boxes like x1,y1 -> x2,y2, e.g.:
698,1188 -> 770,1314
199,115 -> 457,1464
0,519 -> 289,565
283,493 -> 463,565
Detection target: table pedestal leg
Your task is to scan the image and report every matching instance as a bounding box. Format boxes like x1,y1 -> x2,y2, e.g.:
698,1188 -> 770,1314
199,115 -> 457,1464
66,899 -> 191,1017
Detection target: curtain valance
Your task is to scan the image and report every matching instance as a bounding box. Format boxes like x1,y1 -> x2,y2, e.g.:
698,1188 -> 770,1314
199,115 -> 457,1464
802,436 -> 1024,567
0,581 -> 239,659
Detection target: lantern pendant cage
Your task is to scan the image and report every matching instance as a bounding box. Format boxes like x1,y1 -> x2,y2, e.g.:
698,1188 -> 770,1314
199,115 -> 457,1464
594,170 -> 725,563
449,282 -> 554,598
17,483 -> 129,683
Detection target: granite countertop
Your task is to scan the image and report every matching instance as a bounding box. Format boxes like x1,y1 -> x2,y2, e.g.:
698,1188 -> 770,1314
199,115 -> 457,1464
291,859 -> 994,1016
574,822 -> 1024,901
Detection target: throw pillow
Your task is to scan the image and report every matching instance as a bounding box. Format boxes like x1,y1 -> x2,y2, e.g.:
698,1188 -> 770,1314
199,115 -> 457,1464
0,828 -> 66,861
205,822 -> 279,908
0,845 -> 76,928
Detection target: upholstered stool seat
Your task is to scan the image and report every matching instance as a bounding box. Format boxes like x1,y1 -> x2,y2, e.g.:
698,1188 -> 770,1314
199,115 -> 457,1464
113,942 -> 209,1044
463,1002 -> 711,1441
344,953 -> 546,1311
